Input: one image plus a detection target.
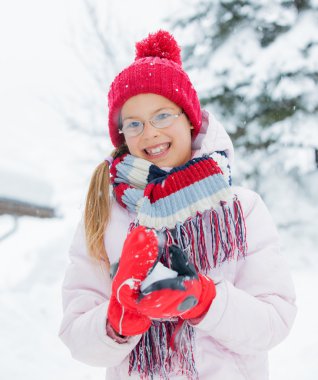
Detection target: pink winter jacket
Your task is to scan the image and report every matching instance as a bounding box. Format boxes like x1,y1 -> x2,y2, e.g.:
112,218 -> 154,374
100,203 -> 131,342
59,113 -> 297,379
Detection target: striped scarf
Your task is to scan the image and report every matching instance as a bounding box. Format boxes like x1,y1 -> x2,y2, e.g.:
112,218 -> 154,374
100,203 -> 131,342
110,152 -> 247,379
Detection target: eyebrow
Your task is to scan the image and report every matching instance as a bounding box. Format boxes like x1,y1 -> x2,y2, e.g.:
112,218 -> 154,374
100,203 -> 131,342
122,107 -> 176,121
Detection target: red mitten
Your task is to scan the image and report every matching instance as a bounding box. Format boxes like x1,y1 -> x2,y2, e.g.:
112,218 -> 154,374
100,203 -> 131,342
111,226 -> 160,310
107,295 -> 151,336
180,273 -> 216,320
106,226 -> 159,337
135,245 -> 216,319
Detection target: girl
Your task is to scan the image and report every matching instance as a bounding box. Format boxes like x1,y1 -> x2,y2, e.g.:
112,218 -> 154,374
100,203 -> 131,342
59,30 -> 296,380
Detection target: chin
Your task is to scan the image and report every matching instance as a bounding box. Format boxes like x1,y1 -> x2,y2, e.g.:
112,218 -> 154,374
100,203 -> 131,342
159,160 -> 186,169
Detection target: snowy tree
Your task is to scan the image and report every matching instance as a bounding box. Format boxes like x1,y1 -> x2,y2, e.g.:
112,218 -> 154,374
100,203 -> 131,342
52,0 -> 126,142
171,0 -> 318,204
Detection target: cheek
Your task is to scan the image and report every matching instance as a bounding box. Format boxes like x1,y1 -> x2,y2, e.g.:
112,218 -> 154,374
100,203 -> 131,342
171,132 -> 192,157
124,139 -> 135,152
177,129 -> 192,146
125,139 -> 143,157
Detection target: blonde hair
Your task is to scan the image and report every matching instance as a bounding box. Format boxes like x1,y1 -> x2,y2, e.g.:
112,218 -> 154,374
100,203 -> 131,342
84,143 -> 129,269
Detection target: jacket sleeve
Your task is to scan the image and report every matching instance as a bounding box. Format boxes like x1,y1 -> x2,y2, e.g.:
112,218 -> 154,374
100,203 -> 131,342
191,189 -> 297,355
58,219 -> 141,367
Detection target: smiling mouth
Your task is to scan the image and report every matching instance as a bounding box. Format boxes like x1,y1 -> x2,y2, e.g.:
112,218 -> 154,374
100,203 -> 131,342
144,143 -> 171,157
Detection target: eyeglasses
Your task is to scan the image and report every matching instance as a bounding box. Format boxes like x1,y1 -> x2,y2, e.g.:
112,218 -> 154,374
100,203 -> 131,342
119,110 -> 184,138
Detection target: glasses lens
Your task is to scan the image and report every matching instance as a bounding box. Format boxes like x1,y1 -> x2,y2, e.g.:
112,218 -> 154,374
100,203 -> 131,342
122,120 -> 143,136
152,112 -> 175,129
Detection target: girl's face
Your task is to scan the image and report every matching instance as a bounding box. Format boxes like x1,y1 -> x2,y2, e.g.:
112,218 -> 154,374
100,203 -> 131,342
120,93 -> 193,168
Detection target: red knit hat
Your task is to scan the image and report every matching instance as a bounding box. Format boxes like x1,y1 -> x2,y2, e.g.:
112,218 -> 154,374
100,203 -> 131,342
107,30 -> 202,148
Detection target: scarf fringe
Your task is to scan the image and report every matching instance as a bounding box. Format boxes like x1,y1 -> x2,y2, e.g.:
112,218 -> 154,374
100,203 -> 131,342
161,196 -> 247,273
129,321 -> 198,380
130,196 -> 247,273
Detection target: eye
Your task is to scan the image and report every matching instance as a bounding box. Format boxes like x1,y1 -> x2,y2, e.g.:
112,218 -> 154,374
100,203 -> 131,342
154,112 -> 172,121
123,120 -> 142,130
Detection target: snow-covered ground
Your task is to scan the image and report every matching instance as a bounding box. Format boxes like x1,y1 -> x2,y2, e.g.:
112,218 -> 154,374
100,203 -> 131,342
1,1 -> 317,379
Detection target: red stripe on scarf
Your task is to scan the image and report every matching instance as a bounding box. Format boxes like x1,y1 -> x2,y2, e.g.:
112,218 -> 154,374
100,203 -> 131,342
110,154 -> 128,184
144,158 -> 223,203
115,183 -> 130,208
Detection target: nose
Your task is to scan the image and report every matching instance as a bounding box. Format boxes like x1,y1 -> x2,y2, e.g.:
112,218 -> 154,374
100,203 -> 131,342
142,120 -> 159,139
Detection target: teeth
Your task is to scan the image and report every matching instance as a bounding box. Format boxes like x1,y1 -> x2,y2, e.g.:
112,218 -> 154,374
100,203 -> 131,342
145,143 -> 169,155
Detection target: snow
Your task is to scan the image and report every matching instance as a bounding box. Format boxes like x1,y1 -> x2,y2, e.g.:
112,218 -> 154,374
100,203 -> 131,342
140,262 -> 178,292
0,159 -> 56,207
0,213 -> 106,380
270,270 -> 318,379
0,0 -> 317,379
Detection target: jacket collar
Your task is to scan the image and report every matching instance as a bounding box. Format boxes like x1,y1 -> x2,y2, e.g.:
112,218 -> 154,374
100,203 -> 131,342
192,110 -> 234,166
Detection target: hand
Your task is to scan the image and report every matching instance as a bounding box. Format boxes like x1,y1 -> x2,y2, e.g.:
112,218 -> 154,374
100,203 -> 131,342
111,226 -> 159,310
107,295 -> 151,336
135,245 -> 216,320
107,226 -> 159,336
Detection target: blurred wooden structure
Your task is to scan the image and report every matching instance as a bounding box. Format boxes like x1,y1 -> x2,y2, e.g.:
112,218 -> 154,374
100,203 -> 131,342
0,197 -> 57,241
0,198 -> 56,218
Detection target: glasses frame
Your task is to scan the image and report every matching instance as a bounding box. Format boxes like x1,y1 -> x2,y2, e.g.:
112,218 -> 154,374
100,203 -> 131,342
118,110 -> 184,137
